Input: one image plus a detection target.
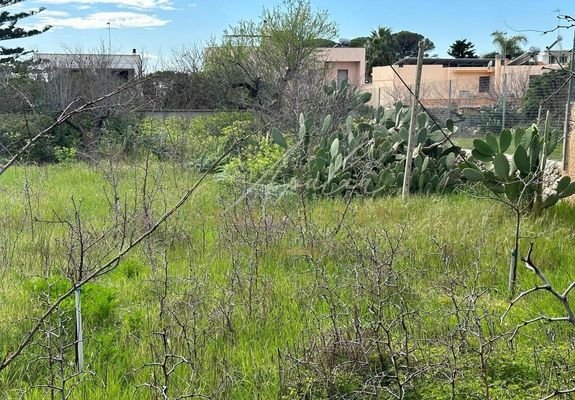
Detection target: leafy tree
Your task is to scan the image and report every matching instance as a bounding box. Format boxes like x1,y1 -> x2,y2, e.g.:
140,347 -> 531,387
366,26 -> 395,69
522,69 -> 570,123
482,51 -> 499,59
393,30 -> 435,59
349,36 -> 369,47
142,70 -> 228,110
207,0 -> 338,124
490,30 -> 527,59
448,39 -> 478,58
306,38 -> 337,47
0,0 -> 50,63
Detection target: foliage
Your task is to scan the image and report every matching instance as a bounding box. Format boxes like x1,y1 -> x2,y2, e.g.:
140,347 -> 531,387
142,70 -> 229,110
272,103 -> 463,197
0,113 -> 80,163
364,28 -> 435,72
207,0 -> 338,121
393,30 -> 435,59
305,38 -> 338,47
366,26 -> 395,70
2,164 -> 575,398
491,30 -> 527,59
222,137 -> 287,183
53,146 -> 77,164
463,121 -> 572,213
138,111 -> 254,168
0,0 -> 50,63
522,69 -> 570,124
448,39 -> 478,58
349,36 -> 369,47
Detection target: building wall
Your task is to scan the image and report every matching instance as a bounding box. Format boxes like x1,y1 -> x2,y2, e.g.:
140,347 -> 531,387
565,106 -> 575,176
317,47 -> 366,86
365,62 -> 554,108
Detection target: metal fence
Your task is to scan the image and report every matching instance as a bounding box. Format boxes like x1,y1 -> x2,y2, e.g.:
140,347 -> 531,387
363,68 -> 572,138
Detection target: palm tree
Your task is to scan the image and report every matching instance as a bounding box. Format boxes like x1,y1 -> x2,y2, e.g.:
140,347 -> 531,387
491,31 -> 527,59
366,26 -> 396,70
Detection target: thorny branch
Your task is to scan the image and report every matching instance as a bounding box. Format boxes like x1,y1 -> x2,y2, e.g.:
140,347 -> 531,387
0,134 -> 250,373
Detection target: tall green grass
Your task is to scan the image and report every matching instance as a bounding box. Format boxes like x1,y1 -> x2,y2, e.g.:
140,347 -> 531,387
0,163 -> 574,398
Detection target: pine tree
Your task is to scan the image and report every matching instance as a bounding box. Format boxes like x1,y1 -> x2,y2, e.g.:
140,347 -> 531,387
0,0 -> 50,63
448,39 -> 478,58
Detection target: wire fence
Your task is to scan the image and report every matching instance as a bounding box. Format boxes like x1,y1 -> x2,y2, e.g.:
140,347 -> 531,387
364,68 -> 573,140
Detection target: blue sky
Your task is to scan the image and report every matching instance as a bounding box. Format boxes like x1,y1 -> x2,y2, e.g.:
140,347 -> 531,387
6,0 -> 575,66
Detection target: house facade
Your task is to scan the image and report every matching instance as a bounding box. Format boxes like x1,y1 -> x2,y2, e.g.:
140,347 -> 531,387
317,47 -> 366,87
363,55 -> 557,109
33,51 -> 143,80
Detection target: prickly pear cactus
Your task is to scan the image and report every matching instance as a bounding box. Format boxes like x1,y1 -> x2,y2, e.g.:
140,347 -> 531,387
272,103 -> 464,198
462,120 -> 573,212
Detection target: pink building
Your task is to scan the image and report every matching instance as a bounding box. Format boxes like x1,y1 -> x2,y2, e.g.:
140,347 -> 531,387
364,55 -> 558,109
317,47 -> 366,87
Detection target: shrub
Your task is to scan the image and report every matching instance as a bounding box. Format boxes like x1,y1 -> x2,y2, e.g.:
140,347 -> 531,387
221,137 -> 287,183
54,146 -> 77,164
138,111 -> 254,168
0,113 -> 80,163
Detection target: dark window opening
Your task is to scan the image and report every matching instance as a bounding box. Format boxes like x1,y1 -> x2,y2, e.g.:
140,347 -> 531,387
479,76 -> 490,93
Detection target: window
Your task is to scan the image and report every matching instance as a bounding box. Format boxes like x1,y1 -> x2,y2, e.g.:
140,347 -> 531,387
479,76 -> 490,93
337,69 -> 349,87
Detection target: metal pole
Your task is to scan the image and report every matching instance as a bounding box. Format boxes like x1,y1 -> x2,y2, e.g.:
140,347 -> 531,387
402,41 -> 425,199
502,72 -> 508,129
502,35 -> 507,129
562,30 -> 575,172
448,79 -> 452,120
107,22 -> 111,55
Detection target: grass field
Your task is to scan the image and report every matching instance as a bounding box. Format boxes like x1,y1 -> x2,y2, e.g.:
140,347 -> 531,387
1,163 -> 575,399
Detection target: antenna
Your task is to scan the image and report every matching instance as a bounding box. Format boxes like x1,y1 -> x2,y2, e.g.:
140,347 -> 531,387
554,9 -> 563,50
107,22 -> 111,54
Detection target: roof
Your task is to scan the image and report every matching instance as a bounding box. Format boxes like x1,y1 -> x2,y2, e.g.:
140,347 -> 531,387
395,57 -> 494,67
33,52 -> 142,71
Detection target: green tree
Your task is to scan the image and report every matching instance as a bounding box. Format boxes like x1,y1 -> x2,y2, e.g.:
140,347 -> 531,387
0,0 -> 50,63
349,36 -> 369,47
366,26 -> 395,69
522,69 -> 570,123
447,39 -> 478,58
490,30 -> 527,59
207,0 -> 338,124
393,30 -> 435,59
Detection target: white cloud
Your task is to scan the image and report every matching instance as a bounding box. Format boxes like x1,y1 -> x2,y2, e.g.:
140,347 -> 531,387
37,11 -> 170,29
41,0 -> 174,11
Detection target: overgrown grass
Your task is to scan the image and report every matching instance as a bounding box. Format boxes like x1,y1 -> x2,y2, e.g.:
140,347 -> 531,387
1,163 -> 575,398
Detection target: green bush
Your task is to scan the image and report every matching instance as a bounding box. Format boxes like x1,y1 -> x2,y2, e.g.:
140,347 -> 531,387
54,146 -> 77,164
138,111 -> 254,168
222,137 -> 287,183
0,113 -> 80,163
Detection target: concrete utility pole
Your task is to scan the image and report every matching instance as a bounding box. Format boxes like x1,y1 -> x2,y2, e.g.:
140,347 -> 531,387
402,41 -> 425,199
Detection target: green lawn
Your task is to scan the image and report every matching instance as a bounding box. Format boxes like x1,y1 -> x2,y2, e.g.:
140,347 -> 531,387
1,163 -> 575,399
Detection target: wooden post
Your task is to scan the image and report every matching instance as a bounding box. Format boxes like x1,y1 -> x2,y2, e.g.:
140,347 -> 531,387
562,30 -> 575,173
402,41 -> 425,199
